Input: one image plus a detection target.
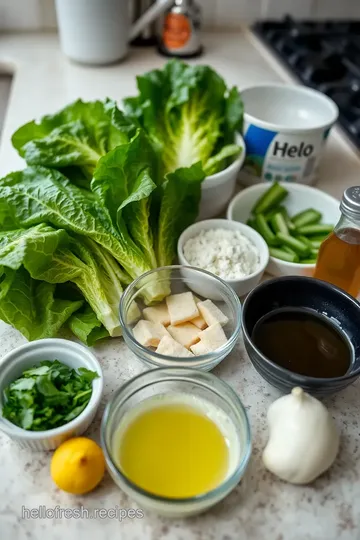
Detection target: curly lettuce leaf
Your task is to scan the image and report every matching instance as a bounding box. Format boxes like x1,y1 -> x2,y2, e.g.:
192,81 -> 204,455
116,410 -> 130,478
0,266 -> 83,341
124,60 -> 243,175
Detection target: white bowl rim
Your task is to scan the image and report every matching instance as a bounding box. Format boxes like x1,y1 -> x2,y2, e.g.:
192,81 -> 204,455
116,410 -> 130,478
241,83 -> 339,133
226,182 -> 340,268
204,133 -> 246,185
178,218 -> 270,281
0,338 -> 103,439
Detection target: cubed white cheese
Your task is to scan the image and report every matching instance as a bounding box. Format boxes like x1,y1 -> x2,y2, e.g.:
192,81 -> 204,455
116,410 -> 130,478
156,335 -> 194,358
143,303 -> 170,327
191,296 -> 207,329
167,322 -> 201,349
190,341 -> 213,356
190,314 -> 208,330
165,292 -> 199,326
198,323 -> 227,351
197,299 -> 229,327
132,320 -> 169,347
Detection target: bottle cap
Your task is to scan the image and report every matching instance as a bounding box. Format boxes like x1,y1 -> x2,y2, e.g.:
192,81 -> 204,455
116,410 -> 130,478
340,186 -> 360,220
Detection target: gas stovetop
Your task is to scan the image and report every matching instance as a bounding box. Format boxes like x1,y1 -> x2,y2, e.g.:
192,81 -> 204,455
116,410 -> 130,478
253,17 -> 360,149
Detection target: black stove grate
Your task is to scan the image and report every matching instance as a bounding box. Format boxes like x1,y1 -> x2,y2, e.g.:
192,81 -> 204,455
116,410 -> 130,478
253,17 -> 360,148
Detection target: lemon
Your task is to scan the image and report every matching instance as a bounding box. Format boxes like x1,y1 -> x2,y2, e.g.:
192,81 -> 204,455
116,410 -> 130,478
51,437 -> 105,495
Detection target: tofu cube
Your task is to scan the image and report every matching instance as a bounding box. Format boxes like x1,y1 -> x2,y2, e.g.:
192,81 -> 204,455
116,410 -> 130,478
191,296 -> 207,329
132,320 -> 169,347
198,323 -> 227,351
197,300 -> 229,327
190,314 -> 208,330
156,335 -> 194,358
143,303 -> 170,327
166,292 -> 199,326
190,341 -> 213,356
167,322 -> 201,349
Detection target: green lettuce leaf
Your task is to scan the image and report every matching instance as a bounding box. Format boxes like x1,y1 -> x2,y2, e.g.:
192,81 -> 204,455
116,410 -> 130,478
0,166 -> 150,281
11,99 -> 135,179
92,130 -> 158,267
0,266 -> 83,341
68,305 -> 110,347
155,162 -> 205,267
0,227 -> 124,337
0,224 -> 69,274
124,60 -> 243,175
203,144 -> 242,176
41,242 -> 122,337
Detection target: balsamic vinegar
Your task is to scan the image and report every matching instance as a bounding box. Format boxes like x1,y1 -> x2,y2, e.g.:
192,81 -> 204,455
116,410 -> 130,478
252,308 -> 351,378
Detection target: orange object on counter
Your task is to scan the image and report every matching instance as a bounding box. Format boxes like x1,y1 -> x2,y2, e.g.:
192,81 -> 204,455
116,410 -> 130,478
314,187 -> 360,298
163,13 -> 191,49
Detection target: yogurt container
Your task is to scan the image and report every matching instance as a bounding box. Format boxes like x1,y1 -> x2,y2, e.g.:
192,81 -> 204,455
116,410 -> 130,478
238,84 -> 338,186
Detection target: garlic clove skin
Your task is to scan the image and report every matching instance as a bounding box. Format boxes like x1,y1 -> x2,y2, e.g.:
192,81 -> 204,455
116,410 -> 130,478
262,387 -> 340,485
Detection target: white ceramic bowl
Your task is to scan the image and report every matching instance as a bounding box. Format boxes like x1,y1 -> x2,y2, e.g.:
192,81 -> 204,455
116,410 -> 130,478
199,134 -> 246,220
227,183 -> 340,277
0,339 -> 103,450
238,84 -> 338,186
178,219 -> 269,297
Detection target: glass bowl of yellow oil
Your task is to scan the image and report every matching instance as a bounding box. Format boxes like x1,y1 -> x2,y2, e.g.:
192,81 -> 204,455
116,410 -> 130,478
101,368 -> 251,517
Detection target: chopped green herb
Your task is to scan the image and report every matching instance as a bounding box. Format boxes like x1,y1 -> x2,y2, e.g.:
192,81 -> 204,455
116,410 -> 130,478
2,360 -> 98,431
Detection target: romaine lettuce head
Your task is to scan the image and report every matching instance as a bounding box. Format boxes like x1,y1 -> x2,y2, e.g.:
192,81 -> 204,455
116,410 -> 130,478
124,60 -> 244,176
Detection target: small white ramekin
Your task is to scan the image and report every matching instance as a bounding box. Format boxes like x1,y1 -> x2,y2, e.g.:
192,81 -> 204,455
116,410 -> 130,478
0,339 -> 103,450
178,219 -> 269,297
199,134 -> 246,220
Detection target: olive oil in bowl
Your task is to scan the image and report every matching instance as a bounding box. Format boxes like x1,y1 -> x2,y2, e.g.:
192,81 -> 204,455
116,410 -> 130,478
252,307 -> 352,378
113,394 -> 239,499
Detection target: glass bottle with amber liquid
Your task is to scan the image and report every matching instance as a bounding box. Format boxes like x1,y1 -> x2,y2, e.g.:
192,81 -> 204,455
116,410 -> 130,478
314,186 -> 360,298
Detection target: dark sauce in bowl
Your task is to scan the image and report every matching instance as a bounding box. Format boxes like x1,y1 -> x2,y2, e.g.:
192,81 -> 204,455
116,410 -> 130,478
252,307 -> 352,378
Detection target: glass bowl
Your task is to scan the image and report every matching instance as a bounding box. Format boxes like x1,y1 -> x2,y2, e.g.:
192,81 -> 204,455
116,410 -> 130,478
119,265 -> 242,371
101,367 -> 252,517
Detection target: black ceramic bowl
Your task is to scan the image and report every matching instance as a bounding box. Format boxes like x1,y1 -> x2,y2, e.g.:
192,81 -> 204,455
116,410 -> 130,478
242,276 -> 360,396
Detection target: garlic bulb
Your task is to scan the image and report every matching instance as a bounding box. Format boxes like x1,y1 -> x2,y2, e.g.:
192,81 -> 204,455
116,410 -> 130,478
262,387 -> 340,484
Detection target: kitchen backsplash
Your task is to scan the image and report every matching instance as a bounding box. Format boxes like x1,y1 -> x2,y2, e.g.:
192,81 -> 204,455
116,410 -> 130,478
0,0 -> 359,30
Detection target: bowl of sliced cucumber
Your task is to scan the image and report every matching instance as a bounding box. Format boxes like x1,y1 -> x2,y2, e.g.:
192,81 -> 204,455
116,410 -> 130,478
227,182 -> 340,277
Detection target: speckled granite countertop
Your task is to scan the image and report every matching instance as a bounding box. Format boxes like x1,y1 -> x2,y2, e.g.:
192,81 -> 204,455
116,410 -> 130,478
0,30 -> 359,540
